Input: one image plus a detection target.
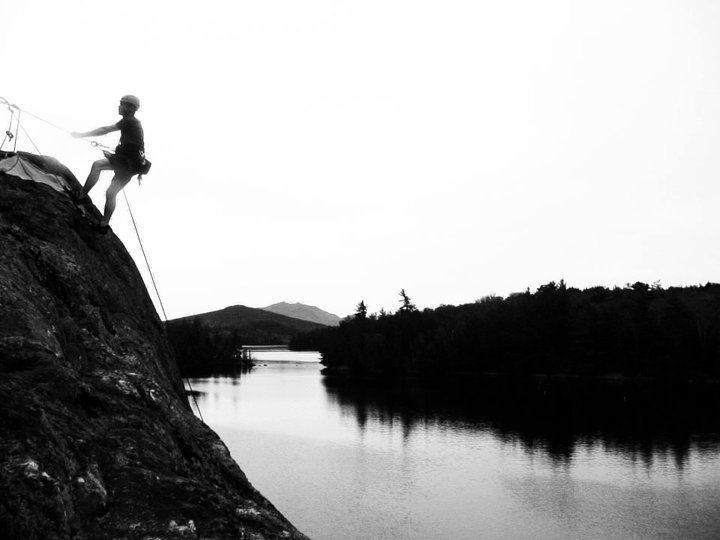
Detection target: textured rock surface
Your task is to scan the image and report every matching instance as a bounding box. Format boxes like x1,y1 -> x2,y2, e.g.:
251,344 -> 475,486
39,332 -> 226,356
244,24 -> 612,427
0,166 -> 309,539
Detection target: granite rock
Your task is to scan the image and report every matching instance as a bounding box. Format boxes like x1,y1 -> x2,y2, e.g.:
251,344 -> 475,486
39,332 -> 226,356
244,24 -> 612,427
0,166 -> 309,539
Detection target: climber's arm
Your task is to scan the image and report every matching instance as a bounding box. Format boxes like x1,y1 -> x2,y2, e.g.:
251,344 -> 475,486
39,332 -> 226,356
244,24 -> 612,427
71,124 -> 119,138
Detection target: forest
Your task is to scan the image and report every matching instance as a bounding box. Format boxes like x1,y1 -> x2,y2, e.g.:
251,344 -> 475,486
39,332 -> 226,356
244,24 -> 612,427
165,307 -> 322,376
290,282 -> 720,381
165,317 -> 249,376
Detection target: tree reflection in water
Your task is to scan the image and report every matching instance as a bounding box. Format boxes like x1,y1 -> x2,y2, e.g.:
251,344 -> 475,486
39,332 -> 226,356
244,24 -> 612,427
322,376 -> 720,469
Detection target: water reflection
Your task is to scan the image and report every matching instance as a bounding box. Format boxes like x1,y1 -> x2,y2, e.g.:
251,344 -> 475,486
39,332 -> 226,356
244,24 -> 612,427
190,362 -> 720,540
323,376 -> 720,469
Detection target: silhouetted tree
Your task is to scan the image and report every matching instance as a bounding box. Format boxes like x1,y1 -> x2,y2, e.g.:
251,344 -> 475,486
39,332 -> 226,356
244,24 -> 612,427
398,289 -> 417,313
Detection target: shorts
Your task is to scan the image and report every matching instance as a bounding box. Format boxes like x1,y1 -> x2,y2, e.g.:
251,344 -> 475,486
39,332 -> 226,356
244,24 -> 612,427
109,145 -> 146,177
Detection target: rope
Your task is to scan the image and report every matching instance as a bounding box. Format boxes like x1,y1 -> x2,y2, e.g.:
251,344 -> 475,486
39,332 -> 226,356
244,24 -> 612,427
0,95 -> 70,136
18,122 -> 41,154
1,105 -> 15,150
12,110 -> 20,152
0,95 -> 111,152
122,191 -> 205,422
122,192 -> 168,320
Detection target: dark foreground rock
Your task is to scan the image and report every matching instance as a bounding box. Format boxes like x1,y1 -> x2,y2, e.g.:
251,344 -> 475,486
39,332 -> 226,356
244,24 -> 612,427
0,160 -> 309,539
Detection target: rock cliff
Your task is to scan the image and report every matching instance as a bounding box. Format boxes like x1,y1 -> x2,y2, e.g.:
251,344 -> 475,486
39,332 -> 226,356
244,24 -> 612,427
0,155 -> 308,539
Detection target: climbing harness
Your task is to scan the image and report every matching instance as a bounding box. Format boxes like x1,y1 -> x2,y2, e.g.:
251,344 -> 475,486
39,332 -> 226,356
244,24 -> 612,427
0,93 -> 205,422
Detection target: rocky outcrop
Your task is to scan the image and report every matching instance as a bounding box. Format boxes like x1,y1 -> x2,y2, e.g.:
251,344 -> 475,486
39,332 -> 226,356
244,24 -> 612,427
0,158 -> 308,539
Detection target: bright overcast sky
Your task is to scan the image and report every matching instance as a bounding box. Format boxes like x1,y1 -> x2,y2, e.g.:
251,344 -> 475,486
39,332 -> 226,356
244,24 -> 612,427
1,0 -> 719,318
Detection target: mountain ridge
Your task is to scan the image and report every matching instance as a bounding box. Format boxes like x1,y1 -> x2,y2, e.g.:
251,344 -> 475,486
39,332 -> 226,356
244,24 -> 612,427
260,301 -> 341,326
169,304 -> 326,344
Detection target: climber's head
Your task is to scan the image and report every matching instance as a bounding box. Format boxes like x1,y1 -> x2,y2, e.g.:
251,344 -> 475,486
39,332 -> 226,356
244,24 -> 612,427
119,95 -> 140,115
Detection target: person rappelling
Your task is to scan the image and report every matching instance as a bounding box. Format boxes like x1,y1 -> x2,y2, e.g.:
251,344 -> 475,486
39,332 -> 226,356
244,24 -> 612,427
72,94 -> 150,230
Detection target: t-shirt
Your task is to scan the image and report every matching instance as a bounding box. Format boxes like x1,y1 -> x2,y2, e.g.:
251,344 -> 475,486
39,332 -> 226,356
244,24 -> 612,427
115,116 -> 144,151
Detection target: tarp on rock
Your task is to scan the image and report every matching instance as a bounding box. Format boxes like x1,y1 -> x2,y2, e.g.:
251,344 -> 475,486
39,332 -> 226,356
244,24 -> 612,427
0,151 -> 77,193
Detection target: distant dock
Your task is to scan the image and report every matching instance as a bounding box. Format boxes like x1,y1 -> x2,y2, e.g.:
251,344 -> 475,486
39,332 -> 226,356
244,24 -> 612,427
239,345 -> 289,362
239,345 -> 321,364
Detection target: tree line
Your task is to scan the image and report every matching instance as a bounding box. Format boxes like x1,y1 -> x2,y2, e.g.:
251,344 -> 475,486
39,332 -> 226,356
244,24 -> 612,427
165,318 -> 249,377
291,282 -> 720,381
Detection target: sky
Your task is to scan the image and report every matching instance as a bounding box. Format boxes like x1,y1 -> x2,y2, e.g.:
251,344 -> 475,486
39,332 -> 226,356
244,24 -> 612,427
1,0 -> 719,319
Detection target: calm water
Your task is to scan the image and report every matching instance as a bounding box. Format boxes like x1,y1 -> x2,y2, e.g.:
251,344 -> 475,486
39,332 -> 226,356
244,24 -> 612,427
189,352 -> 720,540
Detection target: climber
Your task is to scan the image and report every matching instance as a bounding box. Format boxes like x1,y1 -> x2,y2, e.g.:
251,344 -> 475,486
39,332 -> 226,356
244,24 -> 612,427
71,95 -> 148,229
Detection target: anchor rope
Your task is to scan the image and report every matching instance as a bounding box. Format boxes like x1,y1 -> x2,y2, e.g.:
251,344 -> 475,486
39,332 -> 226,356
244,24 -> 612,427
0,95 -> 112,151
1,104 -> 15,151
12,110 -> 20,152
18,122 -> 41,154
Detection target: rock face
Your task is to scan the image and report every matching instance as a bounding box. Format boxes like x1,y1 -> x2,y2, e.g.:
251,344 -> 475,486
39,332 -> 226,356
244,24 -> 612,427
0,162 -> 309,539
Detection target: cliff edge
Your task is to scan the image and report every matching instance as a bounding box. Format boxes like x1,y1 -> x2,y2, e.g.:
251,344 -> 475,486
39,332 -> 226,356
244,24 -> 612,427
0,153 -> 308,539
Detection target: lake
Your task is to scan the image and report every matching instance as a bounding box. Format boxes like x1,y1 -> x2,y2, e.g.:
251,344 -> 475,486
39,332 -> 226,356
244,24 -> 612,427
188,351 -> 720,539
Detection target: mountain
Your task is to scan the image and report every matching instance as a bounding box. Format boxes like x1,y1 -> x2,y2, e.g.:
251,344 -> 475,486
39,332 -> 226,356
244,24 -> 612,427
261,302 -> 342,326
0,153 -> 307,539
169,304 -> 326,344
